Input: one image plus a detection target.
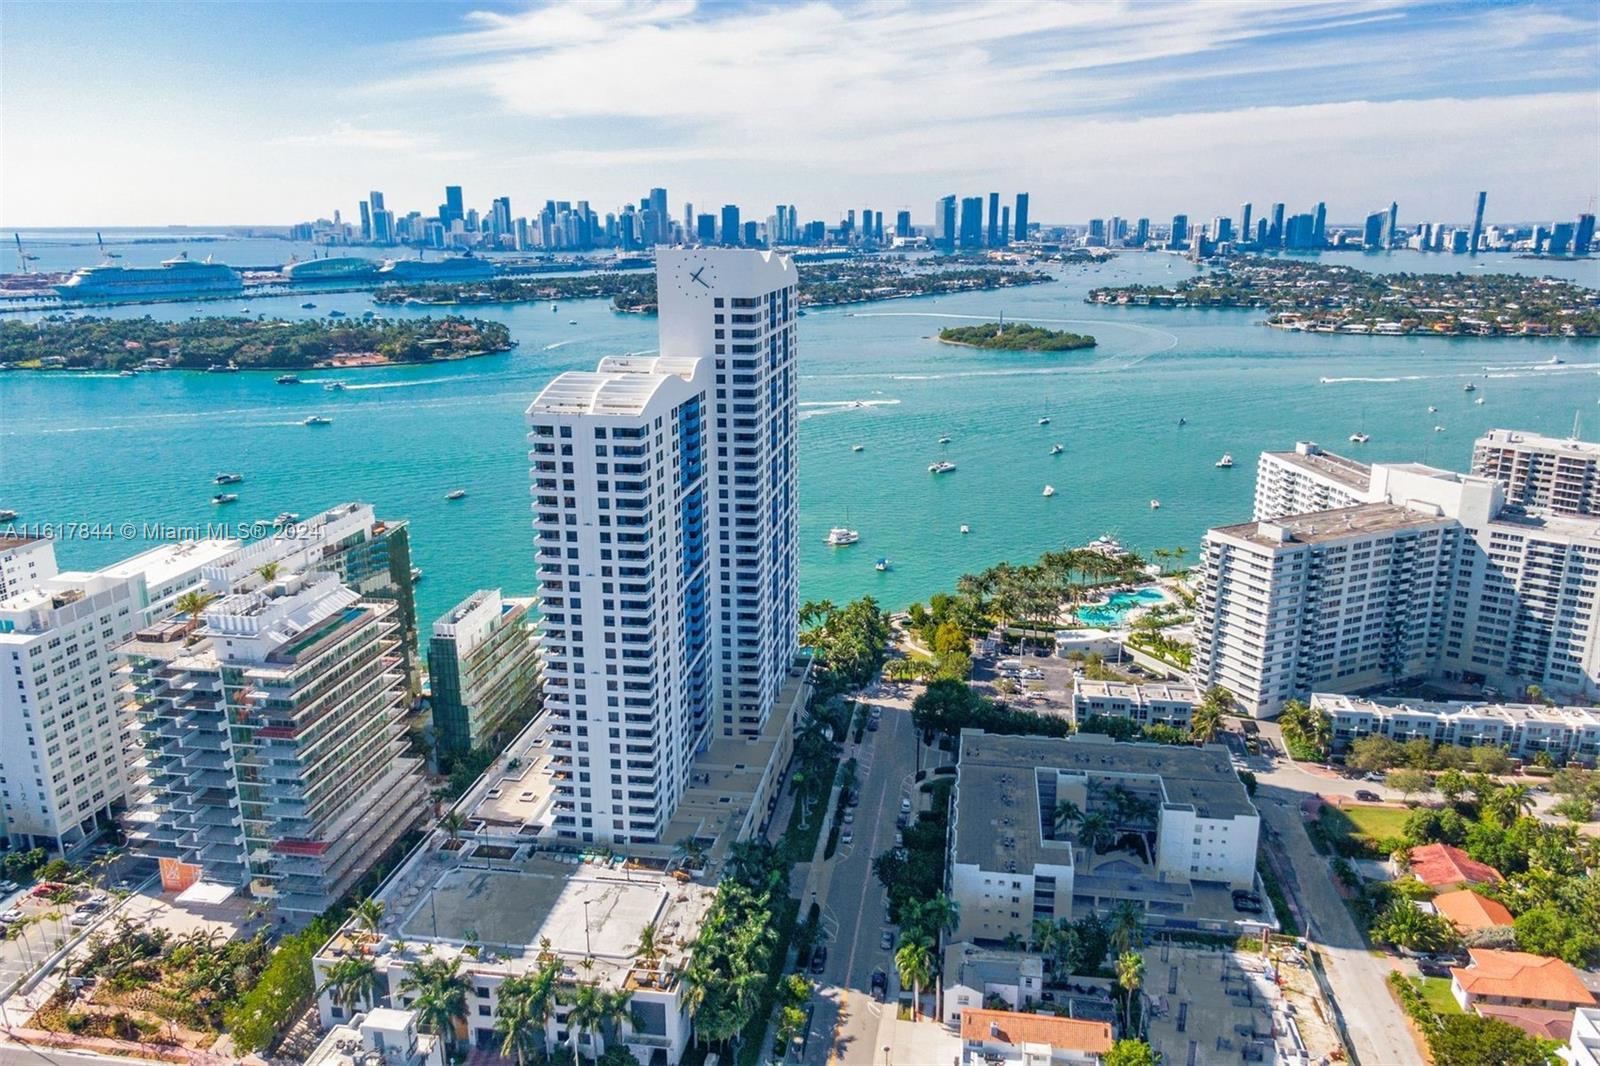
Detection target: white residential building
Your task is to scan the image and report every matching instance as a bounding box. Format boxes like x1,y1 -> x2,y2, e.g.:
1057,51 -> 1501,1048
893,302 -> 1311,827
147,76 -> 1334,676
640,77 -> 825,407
1472,428 -> 1600,517
1070,681 -> 1198,730
948,732 -> 1260,946
1313,693 -> 1600,763
1196,452 -> 1600,717
1570,1006 -> 1600,1066
524,249 -> 799,845
1254,441 -> 1376,520
0,535 -> 58,600
0,539 -> 240,852
305,1008 -> 444,1066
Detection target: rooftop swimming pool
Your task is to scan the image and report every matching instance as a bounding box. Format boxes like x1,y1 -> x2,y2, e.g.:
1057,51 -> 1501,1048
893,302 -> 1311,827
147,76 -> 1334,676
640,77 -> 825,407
1076,587 -> 1166,628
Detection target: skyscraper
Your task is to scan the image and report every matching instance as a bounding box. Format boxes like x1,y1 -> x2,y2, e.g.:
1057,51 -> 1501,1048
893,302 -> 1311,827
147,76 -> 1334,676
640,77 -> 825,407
1363,211 -> 1386,249
1170,214 -> 1189,248
442,185 -> 464,229
1312,202 -> 1327,247
934,195 -> 957,252
959,196 -> 983,249
428,589 -> 542,757
1268,203 -> 1286,246
359,200 -> 372,242
1001,206 -> 1012,245
720,204 -> 741,246
987,192 -> 1000,246
1239,203 -> 1253,246
1576,213 -> 1596,257
896,210 -> 912,239
1134,217 -> 1149,246
696,214 -> 717,245
1468,191 -> 1487,254
1014,192 -> 1030,243
649,187 -> 668,245
525,249 -> 798,844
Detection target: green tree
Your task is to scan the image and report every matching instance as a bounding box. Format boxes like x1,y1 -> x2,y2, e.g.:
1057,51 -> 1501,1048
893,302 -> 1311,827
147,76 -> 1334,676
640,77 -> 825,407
1387,768 -> 1434,803
1370,901 -> 1459,953
1103,1041 -> 1158,1066
1429,1013 -> 1555,1066
1484,784 -> 1535,829
1347,735 -> 1404,774
495,959 -> 561,1064
174,589 -> 216,619
1189,700 -> 1224,745
353,898 -> 386,937
1107,901 -> 1143,957
399,957 -> 471,1054
1512,903 -> 1600,967
1436,768 -> 1470,807
1115,950 -> 1145,1035
321,955 -> 383,1013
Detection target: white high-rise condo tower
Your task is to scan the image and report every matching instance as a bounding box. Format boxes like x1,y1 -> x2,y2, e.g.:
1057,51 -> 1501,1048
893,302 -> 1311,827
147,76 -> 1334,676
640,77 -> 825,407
526,248 -> 799,844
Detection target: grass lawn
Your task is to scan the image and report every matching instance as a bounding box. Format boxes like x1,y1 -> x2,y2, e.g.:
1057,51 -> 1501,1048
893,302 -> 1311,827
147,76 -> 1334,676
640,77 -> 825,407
1412,976 -> 1463,1016
1320,803 -> 1412,851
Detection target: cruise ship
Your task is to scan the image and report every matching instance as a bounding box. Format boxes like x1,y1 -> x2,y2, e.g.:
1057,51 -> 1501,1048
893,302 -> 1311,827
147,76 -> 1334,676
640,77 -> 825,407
55,254 -> 242,299
376,255 -> 497,283
283,256 -> 382,283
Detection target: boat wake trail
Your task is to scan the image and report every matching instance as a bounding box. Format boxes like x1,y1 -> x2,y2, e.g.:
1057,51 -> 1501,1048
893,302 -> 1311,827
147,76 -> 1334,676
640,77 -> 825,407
1319,375 -> 1428,384
796,399 -> 900,421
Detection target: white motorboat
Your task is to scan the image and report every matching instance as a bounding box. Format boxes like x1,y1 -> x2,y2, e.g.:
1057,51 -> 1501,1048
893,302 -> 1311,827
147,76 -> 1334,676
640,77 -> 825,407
446,489 -> 467,500
1215,454 -> 1234,468
851,444 -> 864,452
1349,432 -> 1370,443
875,558 -> 890,572
1150,499 -> 1161,509
1428,405 -> 1438,412
211,493 -> 238,505
1038,417 -> 1051,426
1475,397 -> 1485,405
1463,382 -> 1476,392
938,435 -> 951,445
959,524 -> 970,534
1050,443 -> 1063,455
303,415 -> 333,426
929,460 -> 957,474
825,527 -> 860,546
1042,485 -> 1056,497
1434,425 -> 1446,432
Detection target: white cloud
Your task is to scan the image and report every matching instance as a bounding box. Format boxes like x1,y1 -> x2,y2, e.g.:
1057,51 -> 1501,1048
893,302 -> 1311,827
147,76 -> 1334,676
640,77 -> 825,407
274,122 -> 442,152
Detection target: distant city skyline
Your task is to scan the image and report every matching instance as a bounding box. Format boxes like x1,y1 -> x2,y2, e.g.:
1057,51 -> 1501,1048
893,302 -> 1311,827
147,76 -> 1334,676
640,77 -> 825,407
2,1 -> 1597,227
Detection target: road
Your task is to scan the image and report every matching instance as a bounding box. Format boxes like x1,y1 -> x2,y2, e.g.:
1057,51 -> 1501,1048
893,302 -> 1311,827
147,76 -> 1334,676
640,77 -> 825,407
796,691 -> 920,1066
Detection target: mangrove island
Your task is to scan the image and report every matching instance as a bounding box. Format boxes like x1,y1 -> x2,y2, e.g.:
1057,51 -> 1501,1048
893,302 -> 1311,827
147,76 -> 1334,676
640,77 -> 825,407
937,321 -> 1096,351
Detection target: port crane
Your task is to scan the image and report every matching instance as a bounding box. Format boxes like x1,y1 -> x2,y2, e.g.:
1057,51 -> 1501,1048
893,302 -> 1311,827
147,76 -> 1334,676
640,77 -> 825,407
13,233 -> 38,273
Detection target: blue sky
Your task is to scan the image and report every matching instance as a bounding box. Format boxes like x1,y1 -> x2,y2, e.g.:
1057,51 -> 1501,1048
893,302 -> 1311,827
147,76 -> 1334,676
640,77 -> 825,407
3,0 -> 1597,226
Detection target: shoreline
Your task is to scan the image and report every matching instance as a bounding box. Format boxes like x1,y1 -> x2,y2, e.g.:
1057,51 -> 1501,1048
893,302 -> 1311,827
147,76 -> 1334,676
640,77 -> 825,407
2,343 -> 518,374
934,336 -> 1097,352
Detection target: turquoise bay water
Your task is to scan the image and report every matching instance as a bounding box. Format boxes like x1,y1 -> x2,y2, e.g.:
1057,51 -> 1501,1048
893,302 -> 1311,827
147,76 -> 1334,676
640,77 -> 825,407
2,251 -> 1597,628
1077,587 -> 1168,628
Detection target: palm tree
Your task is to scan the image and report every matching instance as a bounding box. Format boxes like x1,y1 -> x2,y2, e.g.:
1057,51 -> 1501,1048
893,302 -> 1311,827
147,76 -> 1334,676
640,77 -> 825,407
567,980 -> 605,1063
494,977 -> 543,1066
399,957 -> 470,1054
174,589 -> 216,620
1108,901 -> 1143,957
1115,950 -> 1145,1035
354,898 -> 386,938
1485,783 -> 1536,828
921,892 -> 961,944
322,955 -> 384,1013
1075,810 -> 1116,855
634,921 -> 662,970
597,988 -> 635,1060
256,561 -> 281,583
1052,798 -> 1084,835
895,933 -> 936,1022
1030,917 -> 1057,953
440,810 -> 467,843
1189,701 -> 1224,745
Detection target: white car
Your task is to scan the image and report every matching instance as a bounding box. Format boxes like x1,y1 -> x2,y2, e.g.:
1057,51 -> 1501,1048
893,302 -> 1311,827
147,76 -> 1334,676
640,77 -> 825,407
1,908 -> 24,923
69,912 -> 95,928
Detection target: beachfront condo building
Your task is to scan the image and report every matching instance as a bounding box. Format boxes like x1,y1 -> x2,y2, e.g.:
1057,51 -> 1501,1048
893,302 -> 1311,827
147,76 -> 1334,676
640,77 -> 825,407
124,568 -> 425,915
1194,451 -> 1600,717
1471,428 -> 1600,517
1311,693 -> 1600,763
947,731 -> 1260,945
525,248 -> 799,845
0,534 -> 58,600
1069,681 -> 1200,731
0,539 -> 241,853
427,589 -> 542,756
1253,441 -> 1376,520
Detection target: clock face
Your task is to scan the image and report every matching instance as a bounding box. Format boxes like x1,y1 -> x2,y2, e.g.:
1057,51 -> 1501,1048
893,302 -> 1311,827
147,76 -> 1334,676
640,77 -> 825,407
675,254 -> 716,298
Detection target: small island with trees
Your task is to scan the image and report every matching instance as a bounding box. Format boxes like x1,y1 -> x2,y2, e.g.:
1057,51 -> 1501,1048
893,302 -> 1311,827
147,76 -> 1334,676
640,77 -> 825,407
937,321 -> 1096,351
0,315 -> 515,371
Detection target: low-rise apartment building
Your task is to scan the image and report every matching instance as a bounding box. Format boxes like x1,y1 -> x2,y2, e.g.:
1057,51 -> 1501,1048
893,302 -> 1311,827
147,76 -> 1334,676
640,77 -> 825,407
958,1008 -> 1114,1066
1313,693 -> 1600,763
305,1009 -> 444,1066
1070,681 -> 1198,731
948,732 -> 1259,946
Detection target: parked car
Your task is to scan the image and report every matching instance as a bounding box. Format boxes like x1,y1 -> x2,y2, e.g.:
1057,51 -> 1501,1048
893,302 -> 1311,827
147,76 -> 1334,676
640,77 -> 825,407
1354,789 -> 1381,802
809,945 -> 828,975
69,912 -> 95,928
867,718 -> 879,732
900,797 -> 912,814
1418,960 -> 1454,978
1,908 -> 23,923
847,788 -> 860,807
870,970 -> 888,1001
894,831 -> 904,848
840,828 -> 853,846
880,930 -> 894,950
843,809 -> 854,825
0,880 -> 18,894
1233,898 -> 1264,914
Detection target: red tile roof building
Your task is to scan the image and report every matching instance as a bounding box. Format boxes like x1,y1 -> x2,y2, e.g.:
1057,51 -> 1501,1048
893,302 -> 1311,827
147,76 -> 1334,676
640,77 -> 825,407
1408,843 -> 1504,889
1431,889 -> 1514,931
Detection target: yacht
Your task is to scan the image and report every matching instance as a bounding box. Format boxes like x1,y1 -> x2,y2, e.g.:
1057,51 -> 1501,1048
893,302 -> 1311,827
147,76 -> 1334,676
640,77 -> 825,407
1178,417 -> 1187,426
825,527 -> 860,546
875,558 -> 891,572
118,369 -> 137,378
1050,443 -> 1063,455
211,493 -> 239,505
411,566 -> 424,583
275,374 -> 301,385
273,512 -> 300,526
568,320 -> 578,325
303,415 -> 333,426
1349,432 -> 1370,443
1150,499 -> 1161,509
328,309 -> 347,318
1434,425 -> 1446,432
1038,417 -> 1051,426
213,473 -> 244,485
1474,397 -> 1486,405
851,444 -> 864,452
324,381 -> 347,391
1463,382 -> 1477,392
1042,485 -> 1056,497
938,435 -> 951,445
446,489 -> 467,500
960,524 -> 970,534
300,302 -> 317,309
1215,454 -> 1234,468
1427,405 -> 1438,413
928,460 -> 957,474
0,510 -> 18,522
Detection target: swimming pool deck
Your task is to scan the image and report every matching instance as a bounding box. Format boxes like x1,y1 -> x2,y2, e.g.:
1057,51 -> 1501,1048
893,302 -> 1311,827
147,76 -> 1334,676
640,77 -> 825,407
1072,584 -> 1173,628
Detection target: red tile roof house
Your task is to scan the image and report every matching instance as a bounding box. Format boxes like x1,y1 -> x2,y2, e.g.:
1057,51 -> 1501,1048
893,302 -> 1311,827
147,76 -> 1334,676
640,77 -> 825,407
1408,843 -> 1504,890
959,1008 -> 1115,1066
1431,889 -> 1514,933
1451,949 -> 1597,1040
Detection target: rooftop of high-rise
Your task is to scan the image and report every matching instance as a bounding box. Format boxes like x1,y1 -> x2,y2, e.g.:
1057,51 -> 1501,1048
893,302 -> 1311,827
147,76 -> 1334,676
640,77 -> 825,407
1212,502 -> 1453,548
527,353 -> 703,417
1477,428 -> 1600,456
1264,442 -> 1373,490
